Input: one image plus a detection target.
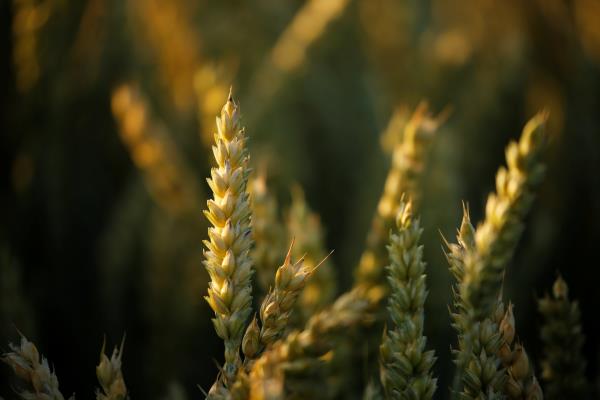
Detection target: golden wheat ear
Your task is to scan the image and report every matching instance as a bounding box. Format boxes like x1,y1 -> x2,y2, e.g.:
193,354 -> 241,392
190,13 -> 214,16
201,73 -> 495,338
96,335 -> 127,400
203,91 -> 254,386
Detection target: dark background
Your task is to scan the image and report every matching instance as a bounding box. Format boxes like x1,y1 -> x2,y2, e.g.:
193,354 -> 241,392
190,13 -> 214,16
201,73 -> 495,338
1,0 -> 599,399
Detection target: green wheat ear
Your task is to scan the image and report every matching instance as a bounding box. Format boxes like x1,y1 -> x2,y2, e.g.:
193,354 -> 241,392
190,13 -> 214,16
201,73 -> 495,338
379,198 -> 437,400
447,112 -> 549,399
538,276 -> 588,399
461,112 -> 549,318
203,90 -> 254,386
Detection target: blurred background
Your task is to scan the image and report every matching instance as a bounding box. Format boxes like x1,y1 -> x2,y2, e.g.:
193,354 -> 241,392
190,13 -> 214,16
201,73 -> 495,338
1,0 -> 599,398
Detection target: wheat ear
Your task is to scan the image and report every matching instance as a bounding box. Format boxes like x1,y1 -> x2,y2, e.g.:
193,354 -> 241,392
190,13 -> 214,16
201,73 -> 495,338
2,335 -> 74,400
461,112 -> 548,318
242,240 -> 316,360
447,113 -> 549,399
379,199 -> 437,399
245,289 -> 376,399
96,336 -> 127,400
497,303 -> 543,400
538,276 -> 588,399
203,90 -> 254,385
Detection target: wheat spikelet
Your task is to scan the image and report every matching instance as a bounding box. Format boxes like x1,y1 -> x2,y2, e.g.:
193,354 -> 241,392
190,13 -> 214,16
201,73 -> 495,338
379,199 -> 437,399
538,276 -> 588,399
497,303 -> 543,400
203,90 -> 254,385
2,335 -> 74,400
242,241 -> 315,360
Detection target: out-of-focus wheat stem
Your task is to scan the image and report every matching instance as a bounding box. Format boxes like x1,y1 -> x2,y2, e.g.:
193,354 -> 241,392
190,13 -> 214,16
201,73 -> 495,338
379,199 -> 437,399
354,103 -> 445,296
203,91 -> 254,386
287,185 -> 337,322
111,84 -> 204,216
194,64 -> 235,148
2,335 -> 74,400
249,172 -> 286,293
245,0 -> 350,126
11,0 -> 54,92
538,276 -> 588,399
128,0 -> 201,111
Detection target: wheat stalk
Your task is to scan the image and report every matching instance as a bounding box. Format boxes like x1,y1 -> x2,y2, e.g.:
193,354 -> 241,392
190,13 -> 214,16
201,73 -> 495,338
379,199 -> 437,399
203,90 -> 254,386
